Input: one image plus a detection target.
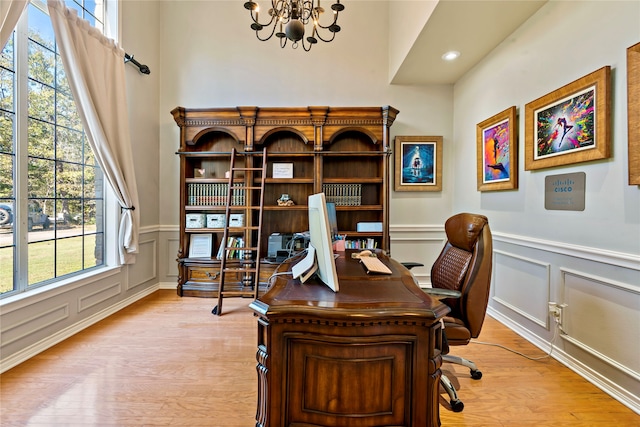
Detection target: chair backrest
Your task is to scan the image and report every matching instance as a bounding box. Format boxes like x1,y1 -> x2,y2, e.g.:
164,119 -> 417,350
430,213 -> 493,338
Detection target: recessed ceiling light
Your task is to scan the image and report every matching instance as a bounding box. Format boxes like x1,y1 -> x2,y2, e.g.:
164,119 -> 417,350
442,51 -> 460,61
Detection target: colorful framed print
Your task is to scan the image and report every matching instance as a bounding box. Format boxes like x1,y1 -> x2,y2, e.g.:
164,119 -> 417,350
394,136 -> 443,192
628,42 -> 640,185
476,106 -> 518,191
525,66 -> 611,170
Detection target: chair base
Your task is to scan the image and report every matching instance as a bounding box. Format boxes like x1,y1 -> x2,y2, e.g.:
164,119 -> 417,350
443,354 -> 483,379
440,373 -> 464,412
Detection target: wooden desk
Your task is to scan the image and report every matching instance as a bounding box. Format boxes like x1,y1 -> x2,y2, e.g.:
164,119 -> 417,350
249,251 -> 450,427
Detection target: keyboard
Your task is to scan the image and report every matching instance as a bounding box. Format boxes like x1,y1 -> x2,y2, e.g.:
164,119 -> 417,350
359,255 -> 392,275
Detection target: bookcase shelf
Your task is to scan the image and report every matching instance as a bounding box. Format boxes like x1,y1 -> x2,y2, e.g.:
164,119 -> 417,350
171,105 -> 398,297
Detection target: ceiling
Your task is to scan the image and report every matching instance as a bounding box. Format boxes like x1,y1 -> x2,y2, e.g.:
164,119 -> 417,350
391,0 -> 548,85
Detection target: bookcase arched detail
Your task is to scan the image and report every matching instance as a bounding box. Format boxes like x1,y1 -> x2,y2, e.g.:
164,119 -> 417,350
171,105 -> 398,297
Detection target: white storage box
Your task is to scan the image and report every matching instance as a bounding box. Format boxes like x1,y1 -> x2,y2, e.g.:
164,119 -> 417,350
229,214 -> 244,227
356,222 -> 383,232
206,214 -> 226,228
185,213 -> 206,229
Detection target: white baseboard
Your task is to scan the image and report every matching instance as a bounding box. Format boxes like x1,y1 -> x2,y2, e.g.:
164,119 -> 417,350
158,281 -> 178,290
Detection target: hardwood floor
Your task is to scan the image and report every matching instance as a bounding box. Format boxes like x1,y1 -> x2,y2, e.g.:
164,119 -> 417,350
1,290 -> 637,426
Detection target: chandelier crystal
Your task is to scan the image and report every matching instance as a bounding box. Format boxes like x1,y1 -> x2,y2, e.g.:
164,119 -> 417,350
244,0 -> 344,51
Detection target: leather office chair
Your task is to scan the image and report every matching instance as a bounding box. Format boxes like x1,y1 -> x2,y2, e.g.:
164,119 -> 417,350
404,212 -> 493,412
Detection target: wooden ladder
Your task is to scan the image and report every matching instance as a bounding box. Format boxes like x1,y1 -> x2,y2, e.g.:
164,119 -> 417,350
212,148 -> 267,316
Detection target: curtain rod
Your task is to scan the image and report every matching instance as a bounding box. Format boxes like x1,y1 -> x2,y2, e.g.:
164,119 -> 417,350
124,53 -> 150,75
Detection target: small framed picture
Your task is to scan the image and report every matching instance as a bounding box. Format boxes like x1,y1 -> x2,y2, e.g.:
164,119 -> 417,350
394,136 -> 443,192
476,106 -> 518,191
189,233 -> 213,258
272,163 -> 293,179
525,66 -> 611,170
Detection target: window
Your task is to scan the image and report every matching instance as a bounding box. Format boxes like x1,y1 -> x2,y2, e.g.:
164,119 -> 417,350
0,1 -> 109,297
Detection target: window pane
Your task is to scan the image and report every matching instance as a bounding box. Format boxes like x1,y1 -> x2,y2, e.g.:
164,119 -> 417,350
0,34 -> 14,69
28,4 -> 55,51
84,137 -> 95,165
87,233 -> 101,266
28,158 -> 55,198
28,80 -> 55,122
56,161 -> 83,198
0,68 -> 14,111
28,40 -> 55,86
28,118 -> 54,158
0,113 -> 14,154
26,199 -> 52,234
0,153 -> 14,198
84,165 -> 102,199
55,54 -> 70,94
28,240 -> 54,285
56,235 -> 85,275
0,245 -> 14,293
56,92 -> 81,130
56,126 -> 83,163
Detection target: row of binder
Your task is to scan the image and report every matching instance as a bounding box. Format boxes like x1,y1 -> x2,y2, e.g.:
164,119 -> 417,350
322,184 -> 362,206
187,183 -> 245,206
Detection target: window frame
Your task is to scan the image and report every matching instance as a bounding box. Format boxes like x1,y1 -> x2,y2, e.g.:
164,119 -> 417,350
0,0 -> 120,301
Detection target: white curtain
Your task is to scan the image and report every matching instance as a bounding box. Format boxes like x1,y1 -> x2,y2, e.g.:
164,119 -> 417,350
47,0 -> 140,265
1,0 -> 28,49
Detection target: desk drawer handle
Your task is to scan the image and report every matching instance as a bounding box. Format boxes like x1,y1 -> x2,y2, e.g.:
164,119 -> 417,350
205,271 -> 219,280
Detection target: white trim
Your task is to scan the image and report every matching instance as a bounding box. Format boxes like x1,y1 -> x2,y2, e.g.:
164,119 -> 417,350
389,224 -> 443,233
561,267 -> 640,294
494,231 -> 640,270
492,296 -> 547,329
0,266 -> 121,310
560,334 -> 640,383
159,281 -> 178,290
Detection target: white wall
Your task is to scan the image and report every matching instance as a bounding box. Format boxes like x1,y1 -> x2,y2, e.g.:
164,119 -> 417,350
452,1 -> 640,411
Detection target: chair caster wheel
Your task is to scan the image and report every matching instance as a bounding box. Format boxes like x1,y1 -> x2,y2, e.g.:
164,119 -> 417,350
451,399 -> 464,412
212,305 -> 219,315
470,369 -> 482,380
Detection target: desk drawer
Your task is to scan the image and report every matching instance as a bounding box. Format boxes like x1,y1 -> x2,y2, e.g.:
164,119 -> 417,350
187,266 -> 221,282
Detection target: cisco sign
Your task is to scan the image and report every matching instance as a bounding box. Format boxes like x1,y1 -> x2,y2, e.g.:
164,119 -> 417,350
545,172 -> 585,211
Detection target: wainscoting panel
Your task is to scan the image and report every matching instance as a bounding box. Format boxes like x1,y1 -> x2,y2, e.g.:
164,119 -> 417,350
389,224 -> 445,287
560,268 -> 640,379
127,238 -> 158,290
492,250 -> 550,328
78,282 -> 122,313
1,303 -> 69,347
166,237 -> 179,280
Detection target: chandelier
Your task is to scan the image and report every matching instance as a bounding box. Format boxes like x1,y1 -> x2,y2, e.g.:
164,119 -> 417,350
244,0 -> 345,51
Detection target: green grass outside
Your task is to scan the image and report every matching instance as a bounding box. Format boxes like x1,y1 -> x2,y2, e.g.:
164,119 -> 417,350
0,234 -> 98,294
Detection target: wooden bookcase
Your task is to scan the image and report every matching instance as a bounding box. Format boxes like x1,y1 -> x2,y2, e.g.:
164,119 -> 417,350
171,106 -> 399,297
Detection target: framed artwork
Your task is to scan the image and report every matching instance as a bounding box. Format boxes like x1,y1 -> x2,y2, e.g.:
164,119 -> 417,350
394,136 -> 443,192
476,106 -> 518,191
628,42 -> 640,185
189,233 -> 213,258
524,66 -> 611,170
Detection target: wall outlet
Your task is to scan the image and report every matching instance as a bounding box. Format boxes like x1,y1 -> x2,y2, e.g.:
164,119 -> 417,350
548,302 -> 567,325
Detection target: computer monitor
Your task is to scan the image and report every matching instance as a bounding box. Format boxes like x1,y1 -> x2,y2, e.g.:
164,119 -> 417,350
308,193 -> 340,292
325,202 -> 338,241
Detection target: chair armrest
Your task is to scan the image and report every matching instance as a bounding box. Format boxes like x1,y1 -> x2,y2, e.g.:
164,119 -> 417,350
422,288 -> 461,300
401,262 -> 424,270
